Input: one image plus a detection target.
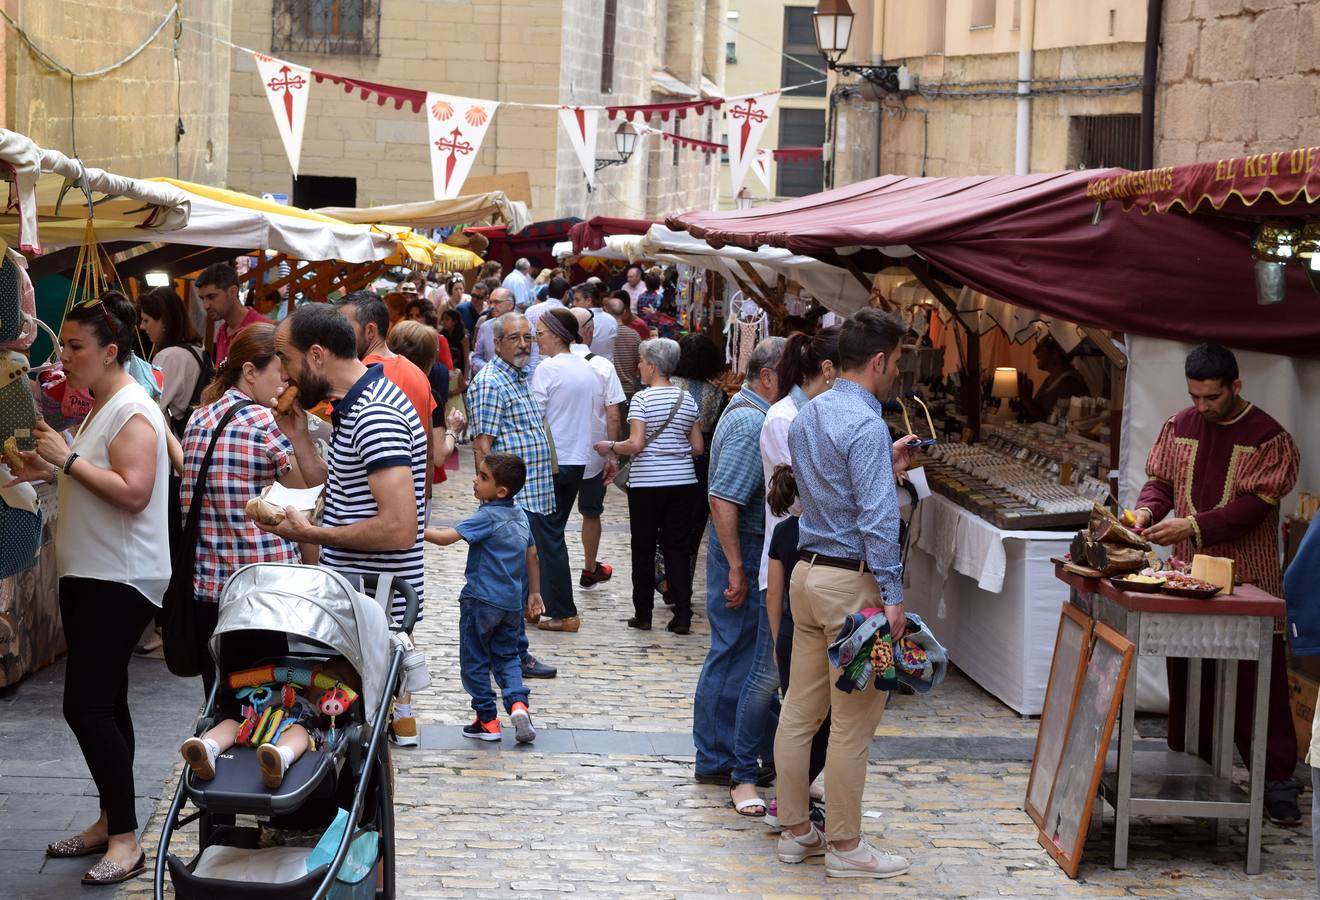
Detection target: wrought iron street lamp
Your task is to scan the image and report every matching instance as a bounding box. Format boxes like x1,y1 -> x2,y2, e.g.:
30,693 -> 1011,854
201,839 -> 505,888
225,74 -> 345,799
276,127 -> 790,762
595,122 -> 639,171
735,188 -> 753,210
813,0 -> 907,94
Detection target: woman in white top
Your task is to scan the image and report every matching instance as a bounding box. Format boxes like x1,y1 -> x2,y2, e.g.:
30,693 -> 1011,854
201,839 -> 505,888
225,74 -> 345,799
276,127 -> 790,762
139,286 -> 207,438
594,338 -> 703,633
5,291 -> 170,886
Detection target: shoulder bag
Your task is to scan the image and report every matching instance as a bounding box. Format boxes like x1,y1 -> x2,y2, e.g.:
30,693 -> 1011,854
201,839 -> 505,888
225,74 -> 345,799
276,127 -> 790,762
611,389 -> 685,494
162,400 -> 251,678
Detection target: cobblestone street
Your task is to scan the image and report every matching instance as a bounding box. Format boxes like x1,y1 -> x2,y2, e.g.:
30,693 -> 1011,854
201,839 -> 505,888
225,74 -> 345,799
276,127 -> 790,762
117,461 -> 1317,898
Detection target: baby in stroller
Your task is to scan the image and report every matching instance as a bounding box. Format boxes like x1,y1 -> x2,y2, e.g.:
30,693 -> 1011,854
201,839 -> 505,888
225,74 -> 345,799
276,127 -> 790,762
181,658 -> 360,789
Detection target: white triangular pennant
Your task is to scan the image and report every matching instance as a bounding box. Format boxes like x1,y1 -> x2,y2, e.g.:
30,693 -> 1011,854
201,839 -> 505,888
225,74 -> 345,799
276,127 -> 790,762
253,52 -> 311,176
426,93 -> 499,200
751,149 -> 772,194
558,107 -> 600,188
725,92 -> 779,195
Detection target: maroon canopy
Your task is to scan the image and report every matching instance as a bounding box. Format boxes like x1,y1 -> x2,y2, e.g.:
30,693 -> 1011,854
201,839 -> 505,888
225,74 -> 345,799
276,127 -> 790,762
668,170 -> 1320,358
569,216 -> 656,255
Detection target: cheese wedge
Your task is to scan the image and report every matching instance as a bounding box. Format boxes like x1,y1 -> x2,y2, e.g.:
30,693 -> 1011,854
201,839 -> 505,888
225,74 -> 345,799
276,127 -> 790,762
1190,554 -> 1235,596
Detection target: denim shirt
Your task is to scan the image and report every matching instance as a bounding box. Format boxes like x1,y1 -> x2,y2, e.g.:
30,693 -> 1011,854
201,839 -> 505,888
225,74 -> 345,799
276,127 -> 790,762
456,499 -> 535,611
788,379 -> 904,606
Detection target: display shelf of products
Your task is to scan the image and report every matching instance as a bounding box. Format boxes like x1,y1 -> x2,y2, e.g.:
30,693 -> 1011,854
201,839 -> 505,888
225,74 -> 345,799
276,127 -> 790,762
921,439 -> 1108,531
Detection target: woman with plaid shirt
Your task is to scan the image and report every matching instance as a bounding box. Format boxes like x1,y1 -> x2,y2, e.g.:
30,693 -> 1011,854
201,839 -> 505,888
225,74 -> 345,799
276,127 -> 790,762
181,323 -> 324,699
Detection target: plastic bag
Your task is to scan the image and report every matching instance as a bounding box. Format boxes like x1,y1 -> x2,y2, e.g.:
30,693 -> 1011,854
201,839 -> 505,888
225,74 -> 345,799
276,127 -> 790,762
306,807 -> 379,894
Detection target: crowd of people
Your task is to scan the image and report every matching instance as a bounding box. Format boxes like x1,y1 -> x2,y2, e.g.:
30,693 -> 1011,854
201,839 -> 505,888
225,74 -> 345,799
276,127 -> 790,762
36,242 -> 1320,892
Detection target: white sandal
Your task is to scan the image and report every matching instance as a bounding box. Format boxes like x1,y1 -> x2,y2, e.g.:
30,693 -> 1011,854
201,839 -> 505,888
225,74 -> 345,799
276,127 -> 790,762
730,786 -> 767,817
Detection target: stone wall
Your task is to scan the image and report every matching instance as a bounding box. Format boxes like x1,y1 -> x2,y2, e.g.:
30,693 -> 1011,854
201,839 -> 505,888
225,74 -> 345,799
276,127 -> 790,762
835,42 -> 1143,180
1156,0 -> 1320,165
3,0 -> 231,184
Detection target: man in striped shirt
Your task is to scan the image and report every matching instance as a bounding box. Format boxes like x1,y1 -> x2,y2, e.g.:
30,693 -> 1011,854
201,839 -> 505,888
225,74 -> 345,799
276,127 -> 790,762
606,295 -> 641,399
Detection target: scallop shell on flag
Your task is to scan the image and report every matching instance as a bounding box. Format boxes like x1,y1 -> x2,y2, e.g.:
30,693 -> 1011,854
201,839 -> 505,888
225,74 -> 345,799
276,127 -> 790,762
465,106 -> 489,127
430,100 -> 454,121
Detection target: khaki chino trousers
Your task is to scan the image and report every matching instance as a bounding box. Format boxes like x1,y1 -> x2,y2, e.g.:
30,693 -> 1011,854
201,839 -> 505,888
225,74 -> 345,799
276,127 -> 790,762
772,558 -> 889,843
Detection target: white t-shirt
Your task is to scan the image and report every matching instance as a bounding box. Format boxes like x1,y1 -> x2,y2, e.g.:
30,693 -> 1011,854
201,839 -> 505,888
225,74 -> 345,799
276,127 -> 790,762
571,344 -> 626,478
626,385 -> 699,488
758,389 -> 807,591
57,380 -> 172,606
532,351 -> 601,467
589,308 -> 618,361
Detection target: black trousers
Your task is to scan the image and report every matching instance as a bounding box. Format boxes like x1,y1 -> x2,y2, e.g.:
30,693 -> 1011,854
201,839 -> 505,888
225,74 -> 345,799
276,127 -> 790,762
59,577 -> 156,835
628,483 -> 696,624
683,445 -> 713,582
777,616 -> 830,784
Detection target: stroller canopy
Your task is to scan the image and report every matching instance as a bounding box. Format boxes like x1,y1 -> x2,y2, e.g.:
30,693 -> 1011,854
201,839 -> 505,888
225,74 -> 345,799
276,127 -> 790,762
211,565 -> 393,720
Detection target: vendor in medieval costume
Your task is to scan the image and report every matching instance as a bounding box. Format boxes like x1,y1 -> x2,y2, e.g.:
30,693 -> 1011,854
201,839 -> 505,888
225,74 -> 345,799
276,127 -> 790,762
1134,343 -> 1301,825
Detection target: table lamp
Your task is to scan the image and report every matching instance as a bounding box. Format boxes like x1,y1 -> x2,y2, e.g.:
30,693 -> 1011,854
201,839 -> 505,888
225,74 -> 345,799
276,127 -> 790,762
990,366 -> 1018,423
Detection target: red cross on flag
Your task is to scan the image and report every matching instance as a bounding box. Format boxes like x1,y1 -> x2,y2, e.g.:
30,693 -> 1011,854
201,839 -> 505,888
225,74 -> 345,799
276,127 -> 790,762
558,107 -> 600,188
751,149 -> 772,194
724,91 -> 779,195
426,92 -> 499,200
252,52 -> 311,176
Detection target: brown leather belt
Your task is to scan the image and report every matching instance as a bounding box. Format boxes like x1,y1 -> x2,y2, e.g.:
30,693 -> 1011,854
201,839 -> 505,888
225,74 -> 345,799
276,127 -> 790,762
799,551 -> 872,574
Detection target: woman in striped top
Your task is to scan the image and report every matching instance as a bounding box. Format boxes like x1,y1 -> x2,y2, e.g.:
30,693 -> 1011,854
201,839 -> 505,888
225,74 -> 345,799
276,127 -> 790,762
594,338 -> 703,633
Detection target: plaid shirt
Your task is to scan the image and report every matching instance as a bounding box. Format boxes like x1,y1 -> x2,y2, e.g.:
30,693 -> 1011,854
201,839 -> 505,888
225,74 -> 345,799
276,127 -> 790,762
181,390 -> 299,602
466,357 -> 555,515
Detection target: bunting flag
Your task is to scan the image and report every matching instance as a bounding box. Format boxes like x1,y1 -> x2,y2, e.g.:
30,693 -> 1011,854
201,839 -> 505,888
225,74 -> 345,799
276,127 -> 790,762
751,149 -> 772,194
606,97 -> 724,123
426,93 -> 500,200
558,106 -> 600,187
724,91 -> 780,195
253,52 -> 312,176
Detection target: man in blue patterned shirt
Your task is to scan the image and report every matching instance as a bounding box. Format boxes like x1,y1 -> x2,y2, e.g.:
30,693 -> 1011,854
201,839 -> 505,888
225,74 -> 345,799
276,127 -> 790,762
466,312 -> 558,680
692,337 -> 785,784
773,308 -> 915,880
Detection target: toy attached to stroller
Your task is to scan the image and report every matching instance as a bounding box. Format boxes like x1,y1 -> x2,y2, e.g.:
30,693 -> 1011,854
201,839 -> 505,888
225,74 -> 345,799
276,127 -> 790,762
153,564 -> 423,900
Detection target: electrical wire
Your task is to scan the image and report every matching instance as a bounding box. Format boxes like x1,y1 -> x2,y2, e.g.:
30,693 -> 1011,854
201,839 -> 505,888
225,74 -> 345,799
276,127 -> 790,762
0,4 -> 179,79
719,14 -> 830,78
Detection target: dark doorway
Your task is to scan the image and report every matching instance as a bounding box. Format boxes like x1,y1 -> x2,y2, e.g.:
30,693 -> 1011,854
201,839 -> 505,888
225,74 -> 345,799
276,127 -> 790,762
292,175 -> 357,209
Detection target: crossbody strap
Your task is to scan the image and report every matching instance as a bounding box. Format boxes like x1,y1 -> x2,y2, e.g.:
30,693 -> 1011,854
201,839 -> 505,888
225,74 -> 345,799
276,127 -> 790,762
182,401 -> 253,545
640,391 -> 685,453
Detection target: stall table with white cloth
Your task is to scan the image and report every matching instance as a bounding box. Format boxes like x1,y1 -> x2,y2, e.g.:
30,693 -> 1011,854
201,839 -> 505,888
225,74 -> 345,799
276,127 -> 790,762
902,493 -> 1074,715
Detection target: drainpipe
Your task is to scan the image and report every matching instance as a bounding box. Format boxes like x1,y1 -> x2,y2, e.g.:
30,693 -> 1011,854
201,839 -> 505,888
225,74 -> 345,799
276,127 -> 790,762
1140,0 -> 1165,169
1014,0 -> 1036,175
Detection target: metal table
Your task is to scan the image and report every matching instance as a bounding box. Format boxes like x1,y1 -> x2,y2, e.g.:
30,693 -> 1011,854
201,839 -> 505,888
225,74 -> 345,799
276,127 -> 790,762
1055,566 -> 1281,874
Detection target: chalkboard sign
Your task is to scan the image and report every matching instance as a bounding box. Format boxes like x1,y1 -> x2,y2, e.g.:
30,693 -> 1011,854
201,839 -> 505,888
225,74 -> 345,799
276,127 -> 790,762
1025,604 -> 1092,827
1039,621 -> 1134,879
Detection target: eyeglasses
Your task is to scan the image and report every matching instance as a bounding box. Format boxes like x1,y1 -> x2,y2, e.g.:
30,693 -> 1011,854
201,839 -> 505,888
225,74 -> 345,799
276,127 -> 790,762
499,334 -> 533,344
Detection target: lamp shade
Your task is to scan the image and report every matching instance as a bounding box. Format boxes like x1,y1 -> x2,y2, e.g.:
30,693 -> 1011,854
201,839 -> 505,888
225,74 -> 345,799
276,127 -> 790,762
813,0 -> 855,60
991,367 -> 1018,400
615,122 -> 638,160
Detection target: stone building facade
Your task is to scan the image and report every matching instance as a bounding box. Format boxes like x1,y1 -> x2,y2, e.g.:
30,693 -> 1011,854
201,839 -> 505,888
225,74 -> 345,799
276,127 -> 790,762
0,0 -> 231,184
832,0 -> 1147,184
1155,0 -> 1320,166
227,0 -> 726,220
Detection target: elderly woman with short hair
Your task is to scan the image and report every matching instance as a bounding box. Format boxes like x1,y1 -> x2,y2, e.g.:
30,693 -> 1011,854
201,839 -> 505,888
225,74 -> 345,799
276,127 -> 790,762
594,338 -> 703,633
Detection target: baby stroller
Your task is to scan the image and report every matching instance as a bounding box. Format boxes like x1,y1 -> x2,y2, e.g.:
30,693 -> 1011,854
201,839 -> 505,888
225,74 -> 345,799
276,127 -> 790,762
153,563 -> 420,900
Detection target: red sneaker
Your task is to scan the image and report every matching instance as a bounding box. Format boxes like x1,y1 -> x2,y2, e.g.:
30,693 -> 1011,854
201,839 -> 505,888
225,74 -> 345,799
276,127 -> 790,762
579,563 -> 613,588
462,717 -> 501,742
509,701 -> 536,744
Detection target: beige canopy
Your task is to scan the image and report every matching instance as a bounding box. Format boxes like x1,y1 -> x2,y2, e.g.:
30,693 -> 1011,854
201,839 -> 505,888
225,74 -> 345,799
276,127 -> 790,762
317,192 -> 532,234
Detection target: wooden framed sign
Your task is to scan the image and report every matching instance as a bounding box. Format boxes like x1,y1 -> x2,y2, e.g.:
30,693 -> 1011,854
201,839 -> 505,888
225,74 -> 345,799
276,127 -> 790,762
1024,603 -> 1092,827
1039,621 -> 1135,878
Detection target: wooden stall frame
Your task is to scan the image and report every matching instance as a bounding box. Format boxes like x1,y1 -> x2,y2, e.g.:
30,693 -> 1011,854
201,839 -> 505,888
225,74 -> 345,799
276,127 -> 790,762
1024,602 -> 1094,827
1038,620 -> 1135,879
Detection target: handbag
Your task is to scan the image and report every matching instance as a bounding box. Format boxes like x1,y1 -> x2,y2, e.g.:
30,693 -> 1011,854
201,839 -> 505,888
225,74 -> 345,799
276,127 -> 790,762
611,390 -> 685,494
162,400 -> 251,678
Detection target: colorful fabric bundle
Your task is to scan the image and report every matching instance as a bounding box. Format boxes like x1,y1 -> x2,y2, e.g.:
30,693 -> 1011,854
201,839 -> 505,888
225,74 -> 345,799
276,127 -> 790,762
828,610 -> 948,695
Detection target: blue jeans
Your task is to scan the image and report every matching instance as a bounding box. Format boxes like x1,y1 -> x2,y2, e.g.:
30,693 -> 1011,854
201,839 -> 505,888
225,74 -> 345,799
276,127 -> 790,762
459,597 -> 529,720
731,588 -> 780,785
692,524 -> 765,776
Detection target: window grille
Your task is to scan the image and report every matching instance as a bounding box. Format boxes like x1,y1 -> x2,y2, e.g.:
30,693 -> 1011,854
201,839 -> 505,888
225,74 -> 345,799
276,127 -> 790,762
272,0 -> 380,56
1071,115 -> 1142,170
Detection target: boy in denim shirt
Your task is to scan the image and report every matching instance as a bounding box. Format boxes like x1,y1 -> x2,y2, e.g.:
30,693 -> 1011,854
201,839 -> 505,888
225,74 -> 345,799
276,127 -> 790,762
426,453 -> 543,743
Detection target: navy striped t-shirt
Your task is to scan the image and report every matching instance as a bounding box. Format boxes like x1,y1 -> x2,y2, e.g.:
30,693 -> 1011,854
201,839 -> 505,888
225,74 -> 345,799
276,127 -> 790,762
322,365 -> 427,618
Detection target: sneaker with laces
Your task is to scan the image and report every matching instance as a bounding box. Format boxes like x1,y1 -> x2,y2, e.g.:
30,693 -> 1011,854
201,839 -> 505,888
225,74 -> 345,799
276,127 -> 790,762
462,717 -> 501,742
777,823 -> 827,864
825,838 -> 910,879
509,701 -> 536,744
389,715 -> 419,747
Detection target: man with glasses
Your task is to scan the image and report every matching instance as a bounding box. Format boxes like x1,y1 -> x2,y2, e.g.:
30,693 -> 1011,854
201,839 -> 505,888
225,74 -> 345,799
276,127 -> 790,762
470,288 -> 516,375
465,312 -> 558,679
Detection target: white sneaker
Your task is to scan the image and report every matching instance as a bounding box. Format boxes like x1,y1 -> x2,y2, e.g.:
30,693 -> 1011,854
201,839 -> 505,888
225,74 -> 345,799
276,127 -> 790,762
776,823 -> 827,864
825,838 -> 910,879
